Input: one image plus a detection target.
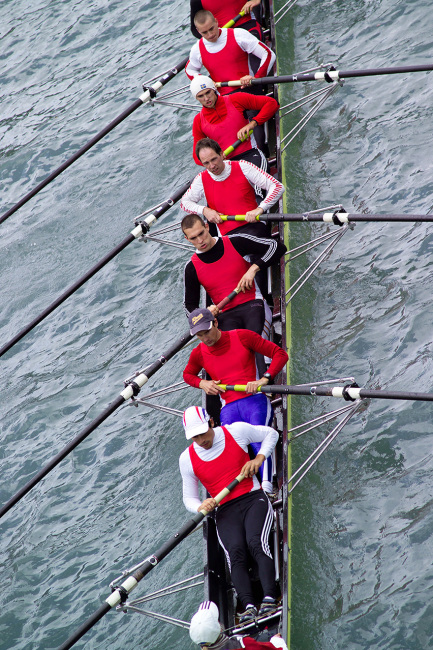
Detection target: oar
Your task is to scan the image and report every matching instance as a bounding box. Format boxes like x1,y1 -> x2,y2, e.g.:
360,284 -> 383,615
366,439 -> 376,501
0,179 -> 192,359
223,10 -> 247,28
57,472 -> 245,650
214,62 -> 433,89
219,383 -> 433,402
220,212 -> 433,223
0,290 -> 240,521
0,57 -> 188,226
0,140 -> 247,360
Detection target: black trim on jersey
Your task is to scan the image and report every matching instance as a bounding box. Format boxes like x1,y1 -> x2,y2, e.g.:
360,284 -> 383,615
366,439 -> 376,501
183,235 -> 286,315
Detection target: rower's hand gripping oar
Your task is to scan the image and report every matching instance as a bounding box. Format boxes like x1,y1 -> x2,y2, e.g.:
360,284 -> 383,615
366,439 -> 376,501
0,289 -> 240,521
57,472 -> 245,650
215,62 -> 433,90
219,383 -> 433,402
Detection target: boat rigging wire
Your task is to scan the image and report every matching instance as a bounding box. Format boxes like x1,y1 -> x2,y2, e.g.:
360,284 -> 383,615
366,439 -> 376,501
287,402 -> 362,493
125,573 -> 204,606
284,224 -> 350,307
274,0 -> 299,23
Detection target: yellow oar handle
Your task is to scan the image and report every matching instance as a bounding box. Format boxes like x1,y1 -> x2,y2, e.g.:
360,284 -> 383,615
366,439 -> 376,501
223,129 -> 254,157
198,472 -> 245,515
223,10 -> 246,28
219,215 -> 260,222
218,384 -> 263,392
216,80 -> 243,88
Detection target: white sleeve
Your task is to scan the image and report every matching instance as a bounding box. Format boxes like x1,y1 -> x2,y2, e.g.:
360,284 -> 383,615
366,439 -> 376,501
228,422 -> 278,458
180,173 -> 206,215
179,450 -> 203,513
186,42 -> 203,78
270,636 -> 289,650
233,29 -> 276,74
238,160 -> 285,210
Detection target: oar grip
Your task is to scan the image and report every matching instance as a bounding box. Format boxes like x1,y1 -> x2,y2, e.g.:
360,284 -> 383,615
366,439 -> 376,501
222,10 -> 246,28
198,472 -> 245,515
216,288 -> 240,311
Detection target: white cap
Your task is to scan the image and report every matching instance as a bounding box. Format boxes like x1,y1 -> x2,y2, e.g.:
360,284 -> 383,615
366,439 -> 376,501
190,75 -> 217,98
189,601 -> 221,645
183,406 -> 210,440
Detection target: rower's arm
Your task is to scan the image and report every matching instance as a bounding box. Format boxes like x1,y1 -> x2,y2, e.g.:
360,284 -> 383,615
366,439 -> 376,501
179,451 -> 203,513
183,260 -> 202,316
229,231 -> 287,270
234,28 -> 276,77
238,160 -> 285,211
180,174 -> 206,216
229,422 -> 279,458
238,329 -> 289,378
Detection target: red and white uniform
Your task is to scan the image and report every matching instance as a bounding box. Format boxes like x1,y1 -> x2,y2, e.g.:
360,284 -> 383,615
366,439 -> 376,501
198,0 -> 258,30
179,421 -> 278,512
186,28 -> 275,95
192,92 -> 279,165
191,236 -> 260,310
183,329 -> 288,406
180,159 -> 284,235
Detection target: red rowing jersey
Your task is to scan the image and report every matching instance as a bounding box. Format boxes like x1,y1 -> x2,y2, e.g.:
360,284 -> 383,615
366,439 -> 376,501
199,29 -> 249,96
201,0 -> 254,29
189,425 -> 254,504
199,95 -> 251,157
198,329 -> 259,404
191,236 -> 260,312
201,161 -> 258,235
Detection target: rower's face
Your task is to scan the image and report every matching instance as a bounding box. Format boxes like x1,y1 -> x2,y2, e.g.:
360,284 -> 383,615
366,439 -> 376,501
192,426 -> 215,449
199,148 -> 225,175
196,323 -> 219,347
196,18 -> 219,42
183,221 -> 214,252
196,87 -> 217,108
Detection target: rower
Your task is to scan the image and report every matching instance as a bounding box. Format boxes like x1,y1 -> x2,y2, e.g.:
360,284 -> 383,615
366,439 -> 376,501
190,1 -> 264,41
183,309 -> 288,491
185,10 -> 275,95
189,601 -> 289,649
182,214 -> 286,331
190,75 -> 279,170
180,138 -> 284,237
179,407 -> 280,623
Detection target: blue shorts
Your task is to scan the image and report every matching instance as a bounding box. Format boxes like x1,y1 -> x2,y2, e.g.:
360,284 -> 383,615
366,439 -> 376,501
220,392 -> 274,427
220,393 -> 274,491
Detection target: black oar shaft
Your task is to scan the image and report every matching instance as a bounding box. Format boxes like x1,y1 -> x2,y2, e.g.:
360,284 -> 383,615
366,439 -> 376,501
0,179 -> 191,360
216,63 -> 433,88
221,212 -> 433,223
0,291 -> 237,520
58,474 -> 243,650
0,234 -> 134,358
0,396 -> 125,520
0,57 -> 188,225
257,384 -> 433,402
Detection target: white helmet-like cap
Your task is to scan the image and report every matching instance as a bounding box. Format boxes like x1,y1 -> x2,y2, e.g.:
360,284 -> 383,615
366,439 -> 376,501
189,601 -> 221,645
190,75 -> 218,98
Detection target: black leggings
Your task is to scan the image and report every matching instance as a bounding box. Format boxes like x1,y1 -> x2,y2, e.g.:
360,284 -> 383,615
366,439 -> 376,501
216,490 -> 277,609
217,299 -> 265,335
